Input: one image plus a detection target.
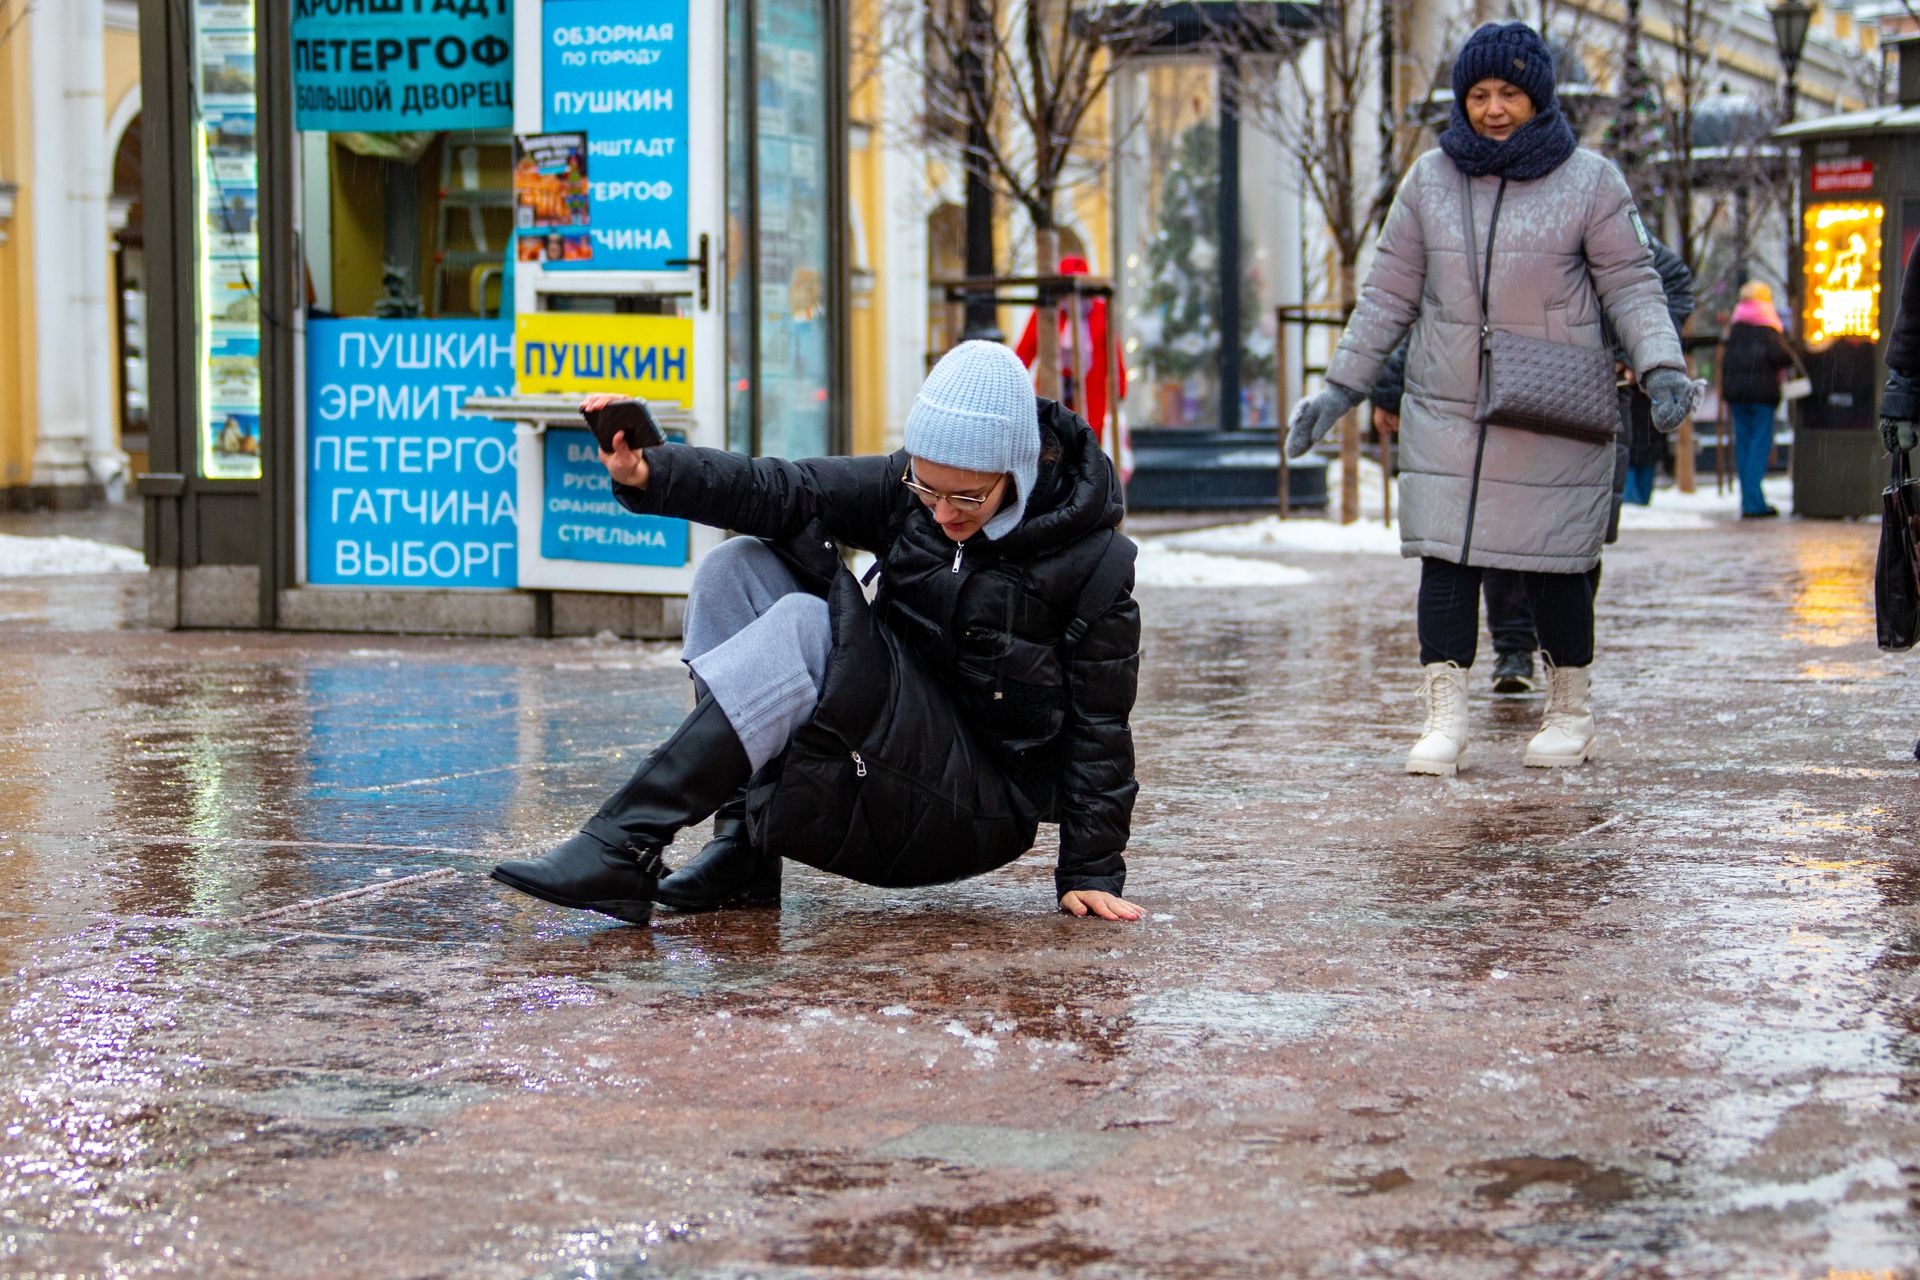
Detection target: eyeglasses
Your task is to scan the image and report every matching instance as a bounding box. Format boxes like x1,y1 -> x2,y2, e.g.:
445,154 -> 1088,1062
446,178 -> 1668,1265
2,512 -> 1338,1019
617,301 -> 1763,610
901,466 -> 1003,512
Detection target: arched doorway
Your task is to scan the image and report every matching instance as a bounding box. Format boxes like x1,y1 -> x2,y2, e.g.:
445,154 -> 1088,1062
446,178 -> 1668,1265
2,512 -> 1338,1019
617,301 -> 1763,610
108,109 -> 146,478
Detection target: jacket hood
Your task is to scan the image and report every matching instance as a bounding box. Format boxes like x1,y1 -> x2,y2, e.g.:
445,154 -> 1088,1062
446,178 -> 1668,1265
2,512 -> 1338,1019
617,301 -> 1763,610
991,398 -> 1125,556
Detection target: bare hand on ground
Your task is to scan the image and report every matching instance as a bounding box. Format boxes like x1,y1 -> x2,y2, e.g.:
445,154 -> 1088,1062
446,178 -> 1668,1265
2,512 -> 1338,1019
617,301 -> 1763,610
582,394 -> 650,489
1059,890 -> 1144,922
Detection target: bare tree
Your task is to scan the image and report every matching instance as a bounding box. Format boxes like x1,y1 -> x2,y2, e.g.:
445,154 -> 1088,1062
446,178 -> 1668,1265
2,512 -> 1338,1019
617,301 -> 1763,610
1228,0 -> 1431,522
894,0 -> 1174,395
1648,0 -> 1734,283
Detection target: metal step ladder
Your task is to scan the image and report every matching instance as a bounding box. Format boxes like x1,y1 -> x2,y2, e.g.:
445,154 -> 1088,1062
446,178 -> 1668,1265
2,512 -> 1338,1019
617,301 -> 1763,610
431,131 -> 515,317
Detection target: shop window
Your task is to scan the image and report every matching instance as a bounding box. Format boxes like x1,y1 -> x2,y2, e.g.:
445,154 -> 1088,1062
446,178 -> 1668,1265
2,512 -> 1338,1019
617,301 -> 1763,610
1113,58 -> 1286,430
1116,61 -> 1224,430
728,0 -> 837,459
194,0 -> 262,479
311,132 -> 517,322
752,0 -> 835,460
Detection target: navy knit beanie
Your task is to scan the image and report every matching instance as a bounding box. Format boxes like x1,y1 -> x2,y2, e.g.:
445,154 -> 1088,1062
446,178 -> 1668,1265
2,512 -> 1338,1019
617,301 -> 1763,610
1451,22 -> 1556,113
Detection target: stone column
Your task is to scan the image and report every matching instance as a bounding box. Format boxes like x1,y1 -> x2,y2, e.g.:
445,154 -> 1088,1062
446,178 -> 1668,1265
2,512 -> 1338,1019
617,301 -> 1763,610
30,0 -> 122,504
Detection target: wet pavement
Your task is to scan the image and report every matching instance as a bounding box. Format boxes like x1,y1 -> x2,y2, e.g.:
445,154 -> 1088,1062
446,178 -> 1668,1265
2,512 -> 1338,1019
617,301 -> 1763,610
0,507 -> 1915,1278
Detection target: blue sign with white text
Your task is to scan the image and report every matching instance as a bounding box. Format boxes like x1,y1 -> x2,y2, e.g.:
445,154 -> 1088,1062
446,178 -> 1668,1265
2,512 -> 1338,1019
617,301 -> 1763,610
306,318 -> 519,589
541,0 -> 689,272
292,0 -> 513,133
541,429 -> 688,567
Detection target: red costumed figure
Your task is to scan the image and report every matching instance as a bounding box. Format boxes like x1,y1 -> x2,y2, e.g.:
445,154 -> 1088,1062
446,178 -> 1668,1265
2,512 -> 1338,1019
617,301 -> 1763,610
1015,256 -> 1133,481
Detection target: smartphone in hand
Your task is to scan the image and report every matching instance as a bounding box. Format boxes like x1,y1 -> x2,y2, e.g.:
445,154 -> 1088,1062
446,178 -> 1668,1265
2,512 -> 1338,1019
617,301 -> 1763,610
581,398 -> 665,454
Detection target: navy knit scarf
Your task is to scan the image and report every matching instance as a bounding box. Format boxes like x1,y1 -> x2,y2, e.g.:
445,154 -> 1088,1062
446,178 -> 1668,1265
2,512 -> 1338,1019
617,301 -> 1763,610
1439,102 -> 1578,181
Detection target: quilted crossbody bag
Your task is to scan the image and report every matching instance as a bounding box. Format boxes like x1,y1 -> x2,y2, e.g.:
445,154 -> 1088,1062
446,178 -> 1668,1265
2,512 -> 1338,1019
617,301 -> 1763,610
1464,174 -> 1622,446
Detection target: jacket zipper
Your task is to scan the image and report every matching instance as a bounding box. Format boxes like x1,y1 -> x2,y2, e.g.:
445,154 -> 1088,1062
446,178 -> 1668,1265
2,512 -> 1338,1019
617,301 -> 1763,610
1460,420 -> 1489,563
952,545 -> 965,574
1460,175 -> 1503,566
846,744 -> 1004,814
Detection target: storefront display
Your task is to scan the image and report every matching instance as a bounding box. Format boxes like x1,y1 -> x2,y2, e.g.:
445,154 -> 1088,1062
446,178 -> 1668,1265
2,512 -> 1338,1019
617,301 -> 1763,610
748,0 -> 831,460
290,0 -> 513,132
540,2 -> 688,272
196,0 -> 262,480
305,318 -> 519,589
1802,200 -> 1885,346
513,130 -> 592,263
142,0 -> 845,632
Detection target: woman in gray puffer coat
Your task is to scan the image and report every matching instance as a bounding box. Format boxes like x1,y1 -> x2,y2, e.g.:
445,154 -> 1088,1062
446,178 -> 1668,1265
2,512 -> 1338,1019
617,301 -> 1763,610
1286,21 -> 1690,776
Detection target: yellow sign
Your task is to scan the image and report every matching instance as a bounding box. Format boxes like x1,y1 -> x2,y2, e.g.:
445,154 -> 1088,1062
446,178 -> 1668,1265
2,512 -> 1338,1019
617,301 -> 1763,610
1802,201 -> 1883,347
515,312 -> 694,405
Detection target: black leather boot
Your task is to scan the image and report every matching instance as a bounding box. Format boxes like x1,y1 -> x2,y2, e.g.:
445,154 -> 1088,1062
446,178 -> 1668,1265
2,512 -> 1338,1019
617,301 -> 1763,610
654,789 -> 782,911
491,695 -> 751,925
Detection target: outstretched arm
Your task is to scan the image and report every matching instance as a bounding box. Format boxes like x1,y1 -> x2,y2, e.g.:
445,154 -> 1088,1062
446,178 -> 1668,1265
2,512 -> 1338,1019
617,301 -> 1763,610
1584,169 -> 1685,379
1055,592 -> 1142,921
589,395 -> 902,551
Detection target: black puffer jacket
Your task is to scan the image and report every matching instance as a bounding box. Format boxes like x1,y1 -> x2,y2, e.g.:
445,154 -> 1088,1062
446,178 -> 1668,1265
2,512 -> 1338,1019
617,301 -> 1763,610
614,400 -> 1139,897
1888,237 -> 1920,378
1721,321 -> 1798,407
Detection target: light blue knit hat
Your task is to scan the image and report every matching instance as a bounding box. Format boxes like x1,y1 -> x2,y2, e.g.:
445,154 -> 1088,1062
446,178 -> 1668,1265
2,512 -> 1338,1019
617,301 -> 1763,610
902,341 -> 1040,541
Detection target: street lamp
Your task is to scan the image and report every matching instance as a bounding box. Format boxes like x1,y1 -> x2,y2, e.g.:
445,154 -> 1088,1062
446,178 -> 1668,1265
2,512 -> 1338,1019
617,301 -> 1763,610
1771,0 -> 1814,121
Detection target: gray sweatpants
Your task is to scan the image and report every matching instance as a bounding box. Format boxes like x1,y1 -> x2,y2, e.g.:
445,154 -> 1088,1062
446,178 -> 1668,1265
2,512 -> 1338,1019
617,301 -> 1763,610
683,538 -> 832,772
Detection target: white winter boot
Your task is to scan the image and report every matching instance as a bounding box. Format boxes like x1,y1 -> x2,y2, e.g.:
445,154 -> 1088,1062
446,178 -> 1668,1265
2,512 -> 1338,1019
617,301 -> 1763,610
1407,662 -> 1471,776
1523,663 -> 1596,767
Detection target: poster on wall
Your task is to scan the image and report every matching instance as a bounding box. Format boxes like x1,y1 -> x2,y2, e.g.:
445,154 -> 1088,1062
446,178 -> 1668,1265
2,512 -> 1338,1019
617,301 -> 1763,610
291,0 -> 512,132
541,0 -> 688,272
195,0 -> 261,481
540,431 -> 687,568
305,319 -> 520,590
513,132 -> 593,262
515,312 -> 694,403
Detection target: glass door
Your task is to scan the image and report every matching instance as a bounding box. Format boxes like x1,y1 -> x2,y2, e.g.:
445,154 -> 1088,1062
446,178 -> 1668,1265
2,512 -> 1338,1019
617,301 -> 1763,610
726,0 -> 842,458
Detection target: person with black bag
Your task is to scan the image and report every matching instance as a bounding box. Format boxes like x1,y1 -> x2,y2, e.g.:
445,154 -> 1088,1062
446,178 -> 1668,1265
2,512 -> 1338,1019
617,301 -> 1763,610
1286,21 -> 1689,776
489,341 -> 1145,926
1876,242 -> 1920,756
1719,281 -> 1800,519
1368,235 -> 1695,697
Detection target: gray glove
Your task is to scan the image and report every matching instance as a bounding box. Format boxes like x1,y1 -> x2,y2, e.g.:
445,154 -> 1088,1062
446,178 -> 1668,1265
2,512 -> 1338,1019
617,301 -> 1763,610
1643,368 -> 1696,434
1881,371 -> 1920,453
1285,382 -> 1366,459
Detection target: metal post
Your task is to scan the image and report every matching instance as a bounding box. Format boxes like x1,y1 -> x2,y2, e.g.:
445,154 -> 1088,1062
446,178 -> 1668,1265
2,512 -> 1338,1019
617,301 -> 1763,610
1219,52 -> 1242,432
1276,305 -> 1290,516
1734,185 -> 1750,288
960,0 -> 1001,342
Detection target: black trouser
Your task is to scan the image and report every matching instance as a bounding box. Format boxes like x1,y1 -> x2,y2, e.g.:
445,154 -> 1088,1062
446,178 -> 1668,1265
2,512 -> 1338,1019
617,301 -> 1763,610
1482,570 -> 1535,656
1419,558 -> 1595,669
1482,563 -> 1605,657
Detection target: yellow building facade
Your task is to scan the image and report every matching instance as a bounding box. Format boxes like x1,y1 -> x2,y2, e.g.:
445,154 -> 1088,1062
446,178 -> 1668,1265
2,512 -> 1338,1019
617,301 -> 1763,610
0,0 -> 144,506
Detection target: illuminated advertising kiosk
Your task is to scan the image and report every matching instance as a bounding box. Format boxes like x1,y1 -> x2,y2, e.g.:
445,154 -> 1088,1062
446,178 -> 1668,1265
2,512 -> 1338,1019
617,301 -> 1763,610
1775,36 -> 1920,518
136,0 -> 847,633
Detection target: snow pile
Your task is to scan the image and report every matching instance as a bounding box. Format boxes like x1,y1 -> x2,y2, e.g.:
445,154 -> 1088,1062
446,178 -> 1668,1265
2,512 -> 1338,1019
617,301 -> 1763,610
1162,513 -> 1403,557
1132,541 -> 1314,589
1159,454 -> 1404,557
0,534 -> 145,578
1616,475 -> 1793,532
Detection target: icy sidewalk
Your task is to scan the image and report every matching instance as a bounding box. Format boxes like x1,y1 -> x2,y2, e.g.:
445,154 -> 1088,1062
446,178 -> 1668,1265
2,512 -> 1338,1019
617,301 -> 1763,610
0,506 -> 1911,1279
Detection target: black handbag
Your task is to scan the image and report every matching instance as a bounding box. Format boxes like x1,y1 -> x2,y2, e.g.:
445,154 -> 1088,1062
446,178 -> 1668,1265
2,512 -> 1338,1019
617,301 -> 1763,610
1464,175 -> 1622,446
1876,448 -> 1920,651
